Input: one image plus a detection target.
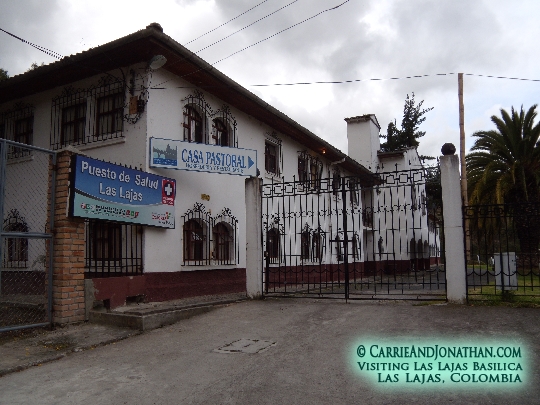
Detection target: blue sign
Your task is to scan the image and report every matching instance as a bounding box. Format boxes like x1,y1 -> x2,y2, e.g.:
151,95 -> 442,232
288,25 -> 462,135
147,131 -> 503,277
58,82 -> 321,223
150,137 -> 257,177
70,155 -> 175,228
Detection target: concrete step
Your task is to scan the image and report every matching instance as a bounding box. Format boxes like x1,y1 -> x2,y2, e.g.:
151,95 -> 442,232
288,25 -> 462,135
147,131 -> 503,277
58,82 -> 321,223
89,294 -> 247,331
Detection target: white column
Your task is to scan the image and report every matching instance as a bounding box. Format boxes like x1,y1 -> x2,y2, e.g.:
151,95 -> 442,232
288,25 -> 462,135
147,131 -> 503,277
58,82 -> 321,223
245,177 -> 263,298
440,153 -> 467,303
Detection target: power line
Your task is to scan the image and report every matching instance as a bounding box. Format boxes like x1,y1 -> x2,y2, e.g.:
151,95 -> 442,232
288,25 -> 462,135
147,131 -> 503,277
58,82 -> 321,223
249,72 -> 540,87
186,0 -> 270,45
0,27 -> 63,60
153,0 -> 350,88
211,0 -> 350,65
195,0 -> 299,54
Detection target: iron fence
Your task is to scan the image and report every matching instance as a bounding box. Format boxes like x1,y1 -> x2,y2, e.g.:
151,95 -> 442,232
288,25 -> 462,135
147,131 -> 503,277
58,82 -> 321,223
262,167 -> 445,300
464,203 -> 540,303
0,139 -> 55,332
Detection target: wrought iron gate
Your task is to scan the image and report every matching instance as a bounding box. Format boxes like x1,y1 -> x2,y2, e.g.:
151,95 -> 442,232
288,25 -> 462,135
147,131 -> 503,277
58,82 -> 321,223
464,203 -> 540,304
262,167 -> 445,300
0,139 -> 56,332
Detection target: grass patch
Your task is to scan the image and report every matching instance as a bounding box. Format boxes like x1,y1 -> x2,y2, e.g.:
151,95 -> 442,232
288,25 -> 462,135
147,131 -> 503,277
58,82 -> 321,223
467,274 -> 540,307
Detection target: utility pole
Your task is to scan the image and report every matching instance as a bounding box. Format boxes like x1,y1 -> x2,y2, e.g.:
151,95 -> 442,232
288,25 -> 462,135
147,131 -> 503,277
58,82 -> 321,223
458,73 -> 470,260
458,73 -> 467,204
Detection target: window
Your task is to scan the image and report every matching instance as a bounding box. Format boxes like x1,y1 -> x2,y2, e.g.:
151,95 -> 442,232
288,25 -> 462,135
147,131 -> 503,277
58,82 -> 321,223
85,220 -> 143,276
378,236 -> 385,259
352,233 -> 361,260
298,153 -> 308,183
265,142 -> 278,174
182,204 -> 237,266
61,102 -> 86,145
310,160 -> 322,190
184,219 -> 205,262
362,207 -> 373,228
91,221 -> 122,260
300,230 -> 310,260
312,231 -> 323,263
212,105 -> 237,147
266,228 -> 281,264
213,222 -> 232,262
183,105 -> 204,143
264,133 -> 282,177
335,234 -> 343,262
0,104 -> 34,159
14,116 -> 33,145
411,185 -> 417,210
2,209 -> 29,268
350,179 -> 360,206
51,79 -> 125,150
96,92 -> 123,135
212,118 -> 230,146
332,171 -> 341,196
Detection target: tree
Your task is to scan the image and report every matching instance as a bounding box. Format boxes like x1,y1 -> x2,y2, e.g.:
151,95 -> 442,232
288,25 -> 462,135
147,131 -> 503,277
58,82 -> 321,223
466,105 -> 540,259
380,93 -> 434,157
467,105 -> 540,205
0,68 -> 8,82
26,62 -> 44,72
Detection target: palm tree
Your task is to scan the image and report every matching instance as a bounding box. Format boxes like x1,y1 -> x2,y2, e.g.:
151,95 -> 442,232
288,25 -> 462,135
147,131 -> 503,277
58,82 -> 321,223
466,105 -> 540,261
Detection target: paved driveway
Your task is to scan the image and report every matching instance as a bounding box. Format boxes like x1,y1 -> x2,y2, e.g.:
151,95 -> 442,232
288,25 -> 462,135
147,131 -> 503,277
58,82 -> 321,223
1,299 -> 538,404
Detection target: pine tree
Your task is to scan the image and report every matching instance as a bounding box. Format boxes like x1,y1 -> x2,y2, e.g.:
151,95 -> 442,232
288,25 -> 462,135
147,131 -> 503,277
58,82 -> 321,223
380,93 -> 433,154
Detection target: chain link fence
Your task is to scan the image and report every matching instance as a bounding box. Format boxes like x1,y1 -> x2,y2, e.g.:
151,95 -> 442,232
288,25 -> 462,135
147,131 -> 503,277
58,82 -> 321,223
0,139 -> 55,332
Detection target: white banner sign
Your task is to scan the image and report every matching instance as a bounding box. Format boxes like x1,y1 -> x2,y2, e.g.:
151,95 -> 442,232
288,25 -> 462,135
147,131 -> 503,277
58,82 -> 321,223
150,137 -> 257,177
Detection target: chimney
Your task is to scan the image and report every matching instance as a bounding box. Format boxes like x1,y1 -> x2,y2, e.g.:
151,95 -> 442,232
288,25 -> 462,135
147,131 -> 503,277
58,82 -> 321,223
344,114 -> 381,171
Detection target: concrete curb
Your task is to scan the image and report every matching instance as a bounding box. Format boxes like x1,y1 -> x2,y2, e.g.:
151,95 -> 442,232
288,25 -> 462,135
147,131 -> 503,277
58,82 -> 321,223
0,330 -> 141,378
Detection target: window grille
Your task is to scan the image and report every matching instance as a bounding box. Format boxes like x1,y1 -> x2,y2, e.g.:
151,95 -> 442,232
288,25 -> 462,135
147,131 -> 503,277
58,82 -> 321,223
352,232 -> 361,260
213,222 -> 231,261
212,105 -> 237,147
300,230 -> 310,260
298,223 -> 326,263
2,209 -> 29,268
96,92 -> 123,135
335,234 -> 344,261
184,219 -> 205,261
297,152 -> 308,183
312,229 -> 325,263
50,78 -> 125,150
85,220 -> 143,277
61,102 -> 86,145
184,105 -> 204,143
266,228 -> 281,264
332,170 -> 341,196
362,207 -> 374,228
310,158 -> 323,190
264,132 -> 282,177
349,179 -> 360,206
182,90 -> 211,144
212,118 -> 231,146
0,104 -> 34,159
212,208 -> 238,265
182,204 -> 238,266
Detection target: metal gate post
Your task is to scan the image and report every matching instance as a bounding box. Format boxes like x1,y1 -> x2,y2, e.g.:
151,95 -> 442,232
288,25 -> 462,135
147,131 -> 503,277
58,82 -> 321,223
47,152 -> 57,326
341,177 -> 349,301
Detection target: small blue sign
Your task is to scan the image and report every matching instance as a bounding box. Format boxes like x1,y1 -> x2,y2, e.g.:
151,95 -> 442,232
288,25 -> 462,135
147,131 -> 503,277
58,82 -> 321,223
70,155 -> 176,228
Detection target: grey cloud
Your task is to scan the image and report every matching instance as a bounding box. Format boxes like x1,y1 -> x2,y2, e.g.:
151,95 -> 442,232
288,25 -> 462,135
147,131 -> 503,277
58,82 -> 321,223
0,0 -> 61,75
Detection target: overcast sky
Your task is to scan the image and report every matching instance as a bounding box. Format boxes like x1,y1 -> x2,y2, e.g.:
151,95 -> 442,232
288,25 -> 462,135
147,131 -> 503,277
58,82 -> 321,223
1,0 -> 539,161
